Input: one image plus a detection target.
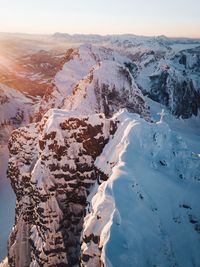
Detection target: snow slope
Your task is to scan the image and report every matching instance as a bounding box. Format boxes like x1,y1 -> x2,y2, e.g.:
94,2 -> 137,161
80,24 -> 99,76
82,110 -> 200,267
146,97 -> 200,155
35,41 -> 200,121
34,44 -> 149,121
62,60 -> 148,119
35,44 -> 121,119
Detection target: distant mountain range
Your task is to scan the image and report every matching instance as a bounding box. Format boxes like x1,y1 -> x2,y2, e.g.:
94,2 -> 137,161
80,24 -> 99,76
0,33 -> 200,267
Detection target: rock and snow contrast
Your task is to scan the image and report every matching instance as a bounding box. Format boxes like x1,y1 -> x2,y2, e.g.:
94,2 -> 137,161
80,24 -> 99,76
7,110 -> 116,266
135,46 -> 200,118
34,44 -> 149,121
82,110 -> 200,267
0,33 -> 200,267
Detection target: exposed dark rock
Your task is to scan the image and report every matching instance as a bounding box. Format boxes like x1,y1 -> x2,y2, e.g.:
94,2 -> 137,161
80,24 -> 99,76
148,70 -> 200,118
7,111 -> 117,267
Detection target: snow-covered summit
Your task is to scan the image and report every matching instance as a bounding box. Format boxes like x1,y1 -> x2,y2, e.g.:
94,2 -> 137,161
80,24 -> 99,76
82,110 -> 200,267
62,60 -> 148,118
34,44 -> 149,121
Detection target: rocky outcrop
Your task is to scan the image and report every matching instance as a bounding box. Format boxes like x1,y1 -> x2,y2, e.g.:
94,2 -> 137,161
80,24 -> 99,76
148,68 -> 200,118
7,109 -> 118,266
135,46 -> 200,118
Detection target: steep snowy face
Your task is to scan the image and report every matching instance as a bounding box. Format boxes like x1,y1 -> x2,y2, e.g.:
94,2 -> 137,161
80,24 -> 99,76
34,44 -> 149,121
34,45 -> 112,120
7,109 -> 117,267
81,110 -> 200,267
134,46 -> 200,118
62,60 -> 148,119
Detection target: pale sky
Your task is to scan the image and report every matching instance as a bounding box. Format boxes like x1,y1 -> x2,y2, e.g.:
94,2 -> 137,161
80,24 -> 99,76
0,0 -> 200,38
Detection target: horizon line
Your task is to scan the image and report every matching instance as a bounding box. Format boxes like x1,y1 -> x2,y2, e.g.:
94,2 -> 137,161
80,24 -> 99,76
0,31 -> 200,40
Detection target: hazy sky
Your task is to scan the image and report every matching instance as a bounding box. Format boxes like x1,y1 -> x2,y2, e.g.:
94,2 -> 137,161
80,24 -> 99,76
0,0 -> 200,37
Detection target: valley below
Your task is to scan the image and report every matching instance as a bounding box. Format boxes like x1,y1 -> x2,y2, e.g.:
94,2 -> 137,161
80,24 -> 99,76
0,33 -> 200,267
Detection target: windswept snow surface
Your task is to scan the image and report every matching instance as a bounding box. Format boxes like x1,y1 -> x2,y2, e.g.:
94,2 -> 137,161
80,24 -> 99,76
146,97 -> 200,155
82,110 -> 200,267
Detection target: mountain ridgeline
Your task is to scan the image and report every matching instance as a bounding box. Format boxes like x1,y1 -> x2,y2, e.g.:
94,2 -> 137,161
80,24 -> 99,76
0,34 -> 200,267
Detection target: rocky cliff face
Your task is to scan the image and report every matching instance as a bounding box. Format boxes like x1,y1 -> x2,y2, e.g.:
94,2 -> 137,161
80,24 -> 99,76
148,68 -> 200,118
134,46 -> 200,118
7,109 -> 118,266
3,43 -> 150,267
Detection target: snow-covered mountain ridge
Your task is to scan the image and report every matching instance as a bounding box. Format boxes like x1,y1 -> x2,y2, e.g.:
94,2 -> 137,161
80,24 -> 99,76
0,34 -> 200,266
34,44 -> 149,121
6,108 -> 200,267
7,109 -> 118,266
34,41 -> 200,121
82,110 -> 200,267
